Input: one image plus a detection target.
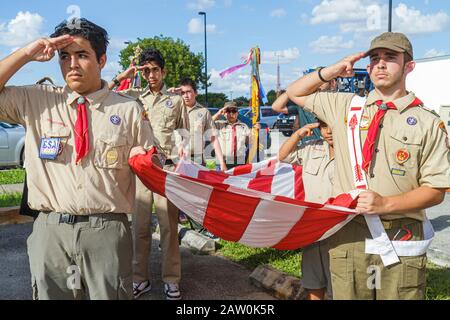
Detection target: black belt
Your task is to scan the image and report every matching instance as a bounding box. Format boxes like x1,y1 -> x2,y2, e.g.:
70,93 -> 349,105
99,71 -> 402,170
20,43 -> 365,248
58,213 -> 89,225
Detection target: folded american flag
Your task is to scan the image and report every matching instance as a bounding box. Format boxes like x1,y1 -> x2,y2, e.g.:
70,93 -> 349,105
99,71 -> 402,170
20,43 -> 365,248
129,147 -> 357,250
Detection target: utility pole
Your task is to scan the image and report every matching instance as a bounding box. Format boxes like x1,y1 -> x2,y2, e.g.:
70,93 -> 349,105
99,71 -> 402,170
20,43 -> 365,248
388,0 -> 393,32
198,12 -> 208,107
275,52 -> 284,97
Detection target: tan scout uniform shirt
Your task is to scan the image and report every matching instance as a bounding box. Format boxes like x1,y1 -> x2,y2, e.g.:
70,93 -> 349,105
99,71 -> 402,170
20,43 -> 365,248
124,86 -> 189,159
0,81 -> 156,215
215,120 -> 250,160
304,90 -> 450,221
187,103 -> 215,158
285,140 -> 334,204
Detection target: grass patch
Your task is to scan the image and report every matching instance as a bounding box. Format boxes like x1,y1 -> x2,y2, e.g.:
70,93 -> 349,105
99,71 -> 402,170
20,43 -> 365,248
216,240 -> 450,300
0,169 -> 25,185
426,262 -> 450,300
216,241 -> 302,277
0,192 -> 22,208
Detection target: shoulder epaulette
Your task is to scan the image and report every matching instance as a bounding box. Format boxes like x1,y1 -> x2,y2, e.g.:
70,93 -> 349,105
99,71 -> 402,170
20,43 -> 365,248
419,105 -> 440,118
116,91 -> 138,101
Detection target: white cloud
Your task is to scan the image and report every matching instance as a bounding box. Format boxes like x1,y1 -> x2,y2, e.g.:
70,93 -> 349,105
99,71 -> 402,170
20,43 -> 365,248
262,48 -> 300,64
394,3 -> 449,34
309,35 -> 354,54
223,0 -> 233,7
108,37 -> 128,54
188,0 -> 215,10
271,8 -> 287,18
310,0 -> 370,25
309,1 -> 449,35
102,61 -> 123,80
0,11 -> 45,47
188,18 -> 217,34
424,48 -> 446,58
210,66 -> 298,98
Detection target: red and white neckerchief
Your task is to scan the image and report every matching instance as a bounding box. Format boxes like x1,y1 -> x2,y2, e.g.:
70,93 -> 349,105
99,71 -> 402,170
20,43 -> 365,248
347,96 -> 434,267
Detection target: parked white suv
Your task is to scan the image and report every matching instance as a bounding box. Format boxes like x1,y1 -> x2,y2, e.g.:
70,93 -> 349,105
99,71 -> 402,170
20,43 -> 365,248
238,106 -> 280,129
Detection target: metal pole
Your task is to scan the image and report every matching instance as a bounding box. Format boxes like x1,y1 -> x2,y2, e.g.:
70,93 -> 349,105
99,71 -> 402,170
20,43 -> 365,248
388,0 -> 392,32
199,12 -> 208,107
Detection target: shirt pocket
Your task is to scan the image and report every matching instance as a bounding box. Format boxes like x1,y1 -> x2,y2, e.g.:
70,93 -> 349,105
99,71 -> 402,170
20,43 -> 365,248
43,127 -> 71,163
94,134 -> 130,169
388,129 -> 423,169
303,156 -> 324,176
162,106 -> 178,129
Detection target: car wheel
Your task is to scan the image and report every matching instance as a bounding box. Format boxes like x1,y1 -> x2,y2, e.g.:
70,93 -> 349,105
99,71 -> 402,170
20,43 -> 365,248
282,131 -> 292,137
20,148 -> 25,167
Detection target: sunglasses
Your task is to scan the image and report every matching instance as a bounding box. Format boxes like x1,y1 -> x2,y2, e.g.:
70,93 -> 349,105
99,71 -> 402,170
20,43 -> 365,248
226,109 -> 238,114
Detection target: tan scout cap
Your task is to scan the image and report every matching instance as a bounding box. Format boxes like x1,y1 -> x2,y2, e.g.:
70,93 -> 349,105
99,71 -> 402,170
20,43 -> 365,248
364,32 -> 413,59
224,101 -> 238,110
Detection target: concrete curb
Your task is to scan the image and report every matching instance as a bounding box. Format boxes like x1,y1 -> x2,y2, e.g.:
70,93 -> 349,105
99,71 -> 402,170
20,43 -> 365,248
0,206 -> 33,226
0,183 -> 24,194
137,215 -> 217,255
427,247 -> 450,268
178,225 -> 216,255
249,264 -> 307,300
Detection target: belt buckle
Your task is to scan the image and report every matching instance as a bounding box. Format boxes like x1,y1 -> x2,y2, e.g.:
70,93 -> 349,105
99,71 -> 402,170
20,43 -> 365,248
382,220 -> 393,230
60,213 -> 76,225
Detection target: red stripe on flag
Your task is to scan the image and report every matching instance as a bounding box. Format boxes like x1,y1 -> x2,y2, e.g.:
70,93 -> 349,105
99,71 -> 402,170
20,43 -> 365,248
247,159 -> 277,194
203,188 -> 260,242
128,147 -> 167,197
273,207 -> 349,250
293,165 -> 305,201
232,163 -> 253,175
198,170 -> 228,184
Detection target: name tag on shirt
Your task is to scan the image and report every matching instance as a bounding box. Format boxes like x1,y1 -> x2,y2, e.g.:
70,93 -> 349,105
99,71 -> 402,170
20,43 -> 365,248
39,138 -> 61,160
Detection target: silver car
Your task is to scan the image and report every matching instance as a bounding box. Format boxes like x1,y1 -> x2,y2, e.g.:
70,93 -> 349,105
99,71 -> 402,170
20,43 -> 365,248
239,106 -> 280,129
0,122 -> 25,167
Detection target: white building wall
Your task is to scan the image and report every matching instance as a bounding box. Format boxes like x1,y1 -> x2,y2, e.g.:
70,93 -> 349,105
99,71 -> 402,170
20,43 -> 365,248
407,56 -> 450,113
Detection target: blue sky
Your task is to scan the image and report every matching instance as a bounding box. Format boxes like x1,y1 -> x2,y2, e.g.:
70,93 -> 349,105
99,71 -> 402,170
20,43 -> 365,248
1,0 -> 449,99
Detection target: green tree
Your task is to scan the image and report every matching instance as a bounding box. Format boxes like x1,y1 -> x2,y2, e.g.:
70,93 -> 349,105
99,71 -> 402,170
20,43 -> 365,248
234,96 -> 250,107
197,92 -> 229,108
265,90 -> 277,106
118,35 -> 208,89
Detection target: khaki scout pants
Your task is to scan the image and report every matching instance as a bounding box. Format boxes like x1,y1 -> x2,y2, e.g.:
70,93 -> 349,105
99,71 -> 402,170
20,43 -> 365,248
328,216 -> 427,300
27,212 -> 133,300
301,238 -> 333,297
133,170 -> 181,284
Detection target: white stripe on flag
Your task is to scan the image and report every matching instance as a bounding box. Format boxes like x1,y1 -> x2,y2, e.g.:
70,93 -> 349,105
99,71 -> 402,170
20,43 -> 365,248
271,162 -> 295,198
165,174 -> 213,225
239,199 -> 306,248
223,174 -> 255,189
175,159 -> 202,178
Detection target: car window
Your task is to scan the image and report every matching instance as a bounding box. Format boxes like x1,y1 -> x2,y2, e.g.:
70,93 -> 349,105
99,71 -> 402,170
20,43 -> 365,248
208,108 -> 219,116
0,122 -> 17,129
261,109 -> 279,117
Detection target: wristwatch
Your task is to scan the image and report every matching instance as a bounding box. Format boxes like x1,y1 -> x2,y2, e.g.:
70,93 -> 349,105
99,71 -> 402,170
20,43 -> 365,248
112,77 -> 121,87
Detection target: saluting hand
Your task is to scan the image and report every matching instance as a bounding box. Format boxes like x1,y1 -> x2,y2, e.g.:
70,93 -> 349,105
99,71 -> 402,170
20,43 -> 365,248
324,52 -> 365,79
168,87 -> 182,95
295,122 -> 320,139
117,66 -> 139,82
22,35 -> 74,62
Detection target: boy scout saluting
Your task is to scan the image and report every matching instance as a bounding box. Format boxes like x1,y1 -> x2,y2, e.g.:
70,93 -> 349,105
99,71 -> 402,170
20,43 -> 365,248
212,102 -> 259,168
278,120 -> 335,300
109,48 -> 189,300
170,78 -> 227,171
287,32 -> 450,300
0,18 -> 157,300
